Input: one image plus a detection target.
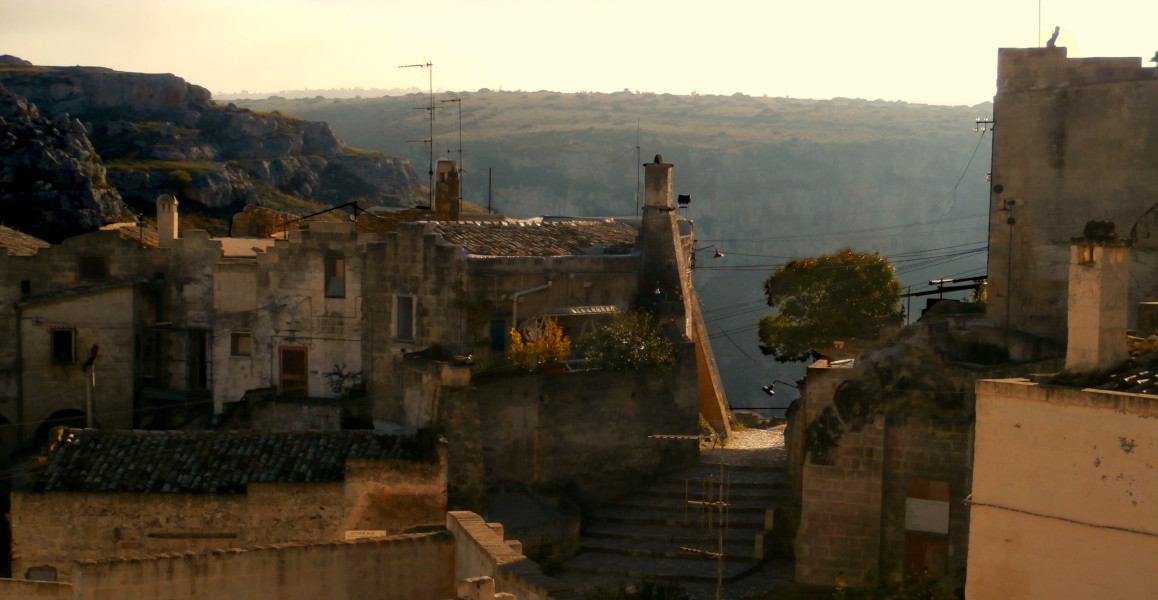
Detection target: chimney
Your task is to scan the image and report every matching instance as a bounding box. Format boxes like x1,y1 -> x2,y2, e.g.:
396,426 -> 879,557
644,154 -> 673,210
156,194 -> 179,247
1066,221 -> 1131,373
434,159 -> 461,221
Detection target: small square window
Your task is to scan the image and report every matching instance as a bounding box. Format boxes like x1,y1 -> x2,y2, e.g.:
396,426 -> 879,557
325,254 -> 345,298
231,332 -> 252,357
20,280 -> 31,296
78,256 -> 109,281
51,329 -> 75,365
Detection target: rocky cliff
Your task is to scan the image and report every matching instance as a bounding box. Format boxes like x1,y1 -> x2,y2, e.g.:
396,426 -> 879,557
0,55 -> 422,240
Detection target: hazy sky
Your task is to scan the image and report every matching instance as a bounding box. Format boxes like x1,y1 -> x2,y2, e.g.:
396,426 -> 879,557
4,0 -> 1156,106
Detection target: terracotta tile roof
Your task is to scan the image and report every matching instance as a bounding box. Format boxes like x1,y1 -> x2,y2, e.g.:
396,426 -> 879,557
0,225 -> 49,256
100,222 -> 159,247
430,218 -> 638,257
33,429 -> 438,494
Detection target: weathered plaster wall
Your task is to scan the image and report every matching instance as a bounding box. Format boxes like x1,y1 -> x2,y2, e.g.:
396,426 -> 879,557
439,349 -> 700,510
11,457 -> 445,582
0,577 -> 71,600
255,223 -> 364,400
19,286 -> 139,433
987,47 -> 1158,340
967,379 -> 1158,600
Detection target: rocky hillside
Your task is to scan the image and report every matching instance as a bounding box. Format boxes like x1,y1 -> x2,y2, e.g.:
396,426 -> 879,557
0,56 -> 422,240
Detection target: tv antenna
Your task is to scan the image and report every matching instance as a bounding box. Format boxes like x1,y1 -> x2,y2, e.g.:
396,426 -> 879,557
635,119 -> 642,216
399,61 -> 437,208
441,97 -> 464,204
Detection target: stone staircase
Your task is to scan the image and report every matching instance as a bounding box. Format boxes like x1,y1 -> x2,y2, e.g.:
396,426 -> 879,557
558,454 -> 797,587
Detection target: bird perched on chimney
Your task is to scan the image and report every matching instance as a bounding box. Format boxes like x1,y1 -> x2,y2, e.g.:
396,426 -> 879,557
1046,26 -> 1060,48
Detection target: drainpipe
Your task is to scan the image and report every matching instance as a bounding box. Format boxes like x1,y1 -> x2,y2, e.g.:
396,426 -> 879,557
511,281 -> 553,330
14,305 -> 24,443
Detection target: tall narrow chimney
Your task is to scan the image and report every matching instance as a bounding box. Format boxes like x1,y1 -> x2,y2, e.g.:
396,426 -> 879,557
434,159 -> 461,221
644,154 -> 673,210
1066,221 -> 1131,372
156,194 -> 178,247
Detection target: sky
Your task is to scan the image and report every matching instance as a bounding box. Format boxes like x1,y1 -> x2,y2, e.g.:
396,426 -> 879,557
3,0 -> 1157,106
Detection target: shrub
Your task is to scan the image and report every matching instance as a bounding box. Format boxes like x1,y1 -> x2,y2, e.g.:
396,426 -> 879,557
508,316 -> 570,370
579,310 -> 677,370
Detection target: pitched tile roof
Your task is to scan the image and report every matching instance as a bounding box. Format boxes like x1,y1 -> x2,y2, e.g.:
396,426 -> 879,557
0,225 -> 49,256
430,218 -> 638,257
100,222 -> 159,247
33,429 -> 439,494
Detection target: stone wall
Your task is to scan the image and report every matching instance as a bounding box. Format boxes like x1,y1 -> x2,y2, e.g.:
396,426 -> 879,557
966,379 -> 1158,599
794,416 -> 885,585
987,47 -> 1158,340
7,533 -> 454,600
10,456 -> 445,582
439,348 -> 700,511
448,511 -> 578,600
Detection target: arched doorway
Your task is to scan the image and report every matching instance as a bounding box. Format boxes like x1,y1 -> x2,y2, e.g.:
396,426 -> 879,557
32,409 -> 87,452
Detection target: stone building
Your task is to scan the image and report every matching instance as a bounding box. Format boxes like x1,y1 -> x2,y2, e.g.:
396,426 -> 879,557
9,428 -> 446,583
967,231 -> 1158,599
788,46 -> 1158,590
986,46 -> 1158,341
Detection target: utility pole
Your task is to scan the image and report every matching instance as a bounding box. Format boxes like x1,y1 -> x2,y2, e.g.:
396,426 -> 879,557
81,344 -> 99,428
399,62 -> 436,208
441,98 -> 463,204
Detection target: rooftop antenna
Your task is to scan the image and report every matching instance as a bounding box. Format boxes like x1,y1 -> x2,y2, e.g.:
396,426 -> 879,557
635,119 -> 641,216
399,62 -> 437,208
441,97 -> 464,204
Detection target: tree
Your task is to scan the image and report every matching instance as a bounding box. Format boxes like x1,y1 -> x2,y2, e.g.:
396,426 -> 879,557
509,316 -> 571,370
579,310 -> 677,370
758,248 -> 901,362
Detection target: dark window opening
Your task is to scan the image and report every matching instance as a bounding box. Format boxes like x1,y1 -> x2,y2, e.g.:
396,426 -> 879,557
489,320 -> 507,353
51,330 -> 75,365
231,332 -> 252,357
395,295 -> 414,341
279,346 -> 308,397
78,256 -> 108,281
188,330 -> 209,390
325,254 -> 346,298
19,280 -> 31,296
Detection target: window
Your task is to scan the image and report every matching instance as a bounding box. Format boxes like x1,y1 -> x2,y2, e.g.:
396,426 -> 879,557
230,332 -> 252,357
20,280 -> 31,296
78,256 -> 109,281
395,295 -> 415,341
51,329 -> 75,365
279,346 -> 308,397
325,254 -> 345,298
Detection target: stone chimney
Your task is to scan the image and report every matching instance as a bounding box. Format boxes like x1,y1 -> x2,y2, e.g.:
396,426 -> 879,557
156,194 -> 179,247
1066,221 -> 1131,372
434,159 -> 461,221
638,155 -> 690,340
644,155 -> 674,210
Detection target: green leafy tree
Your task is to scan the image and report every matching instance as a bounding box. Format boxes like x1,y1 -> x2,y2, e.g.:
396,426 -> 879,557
758,248 -> 901,362
579,310 -> 677,370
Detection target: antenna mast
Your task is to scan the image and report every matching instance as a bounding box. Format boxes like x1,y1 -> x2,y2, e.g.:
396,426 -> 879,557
399,62 -> 437,208
635,119 -> 641,216
441,98 -> 464,204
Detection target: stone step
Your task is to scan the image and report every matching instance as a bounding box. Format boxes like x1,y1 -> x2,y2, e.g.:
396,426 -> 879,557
563,551 -> 759,583
612,490 -> 795,512
580,533 -> 759,562
661,465 -> 788,487
589,505 -> 771,529
583,521 -> 766,545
